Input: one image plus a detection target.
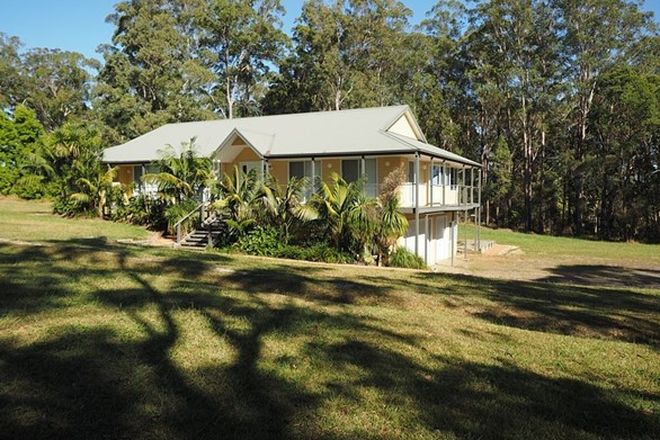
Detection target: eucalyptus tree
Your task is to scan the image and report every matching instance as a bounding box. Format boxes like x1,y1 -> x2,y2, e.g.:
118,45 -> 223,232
196,0 -> 288,118
552,0 -> 655,234
21,48 -> 99,130
95,0 -> 216,143
264,0 -> 412,113
0,33 -> 23,110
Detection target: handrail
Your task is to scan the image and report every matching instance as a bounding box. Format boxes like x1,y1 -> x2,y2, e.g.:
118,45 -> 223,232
174,201 -> 209,244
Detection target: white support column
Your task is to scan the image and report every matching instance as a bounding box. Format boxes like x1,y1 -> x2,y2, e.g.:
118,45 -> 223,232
141,163 -> 146,194
442,162 -> 446,205
477,168 -> 482,251
464,209 -> 468,260
414,152 -> 420,257
450,213 -> 455,267
260,158 -> 266,181
310,157 -> 316,194
470,167 -> 475,205
424,214 -> 429,265
429,157 -> 434,206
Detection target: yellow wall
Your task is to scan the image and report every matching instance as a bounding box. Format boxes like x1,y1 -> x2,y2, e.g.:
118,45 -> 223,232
269,160 -> 288,184
220,145 -> 261,174
321,159 -> 340,183
117,165 -> 134,186
378,156 -> 407,183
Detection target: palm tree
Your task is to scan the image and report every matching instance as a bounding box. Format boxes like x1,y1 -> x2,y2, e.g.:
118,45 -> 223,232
142,138 -> 212,204
312,172 -> 377,254
69,166 -> 118,217
373,167 -> 409,265
260,175 -> 318,242
211,166 -> 262,240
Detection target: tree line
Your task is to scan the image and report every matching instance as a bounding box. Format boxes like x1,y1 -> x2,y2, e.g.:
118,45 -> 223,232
0,0 -> 658,242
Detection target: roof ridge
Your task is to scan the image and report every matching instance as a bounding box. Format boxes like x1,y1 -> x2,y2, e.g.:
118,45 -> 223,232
161,105 -> 409,127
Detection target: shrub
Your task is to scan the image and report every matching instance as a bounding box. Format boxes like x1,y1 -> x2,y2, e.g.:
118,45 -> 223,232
164,198 -> 199,236
234,226 -> 284,256
13,174 -> 51,199
112,194 -> 167,230
388,247 -> 426,269
278,243 -> 354,264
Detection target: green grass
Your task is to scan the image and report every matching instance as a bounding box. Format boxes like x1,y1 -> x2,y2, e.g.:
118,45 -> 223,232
460,223 -> 660,263
0,199 -> 659,439
0,197 -> 150,242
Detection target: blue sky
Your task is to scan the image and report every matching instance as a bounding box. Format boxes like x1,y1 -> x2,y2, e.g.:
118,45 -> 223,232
1,0 -> 658,60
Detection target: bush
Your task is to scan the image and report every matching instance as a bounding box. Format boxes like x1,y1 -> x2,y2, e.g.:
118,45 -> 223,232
388,247 -> 426,269
164,198 -> 199,236
13,174 -> 51,199
278,243 -> 354,264
234,226 -> 284,256
112,194 -> 167,230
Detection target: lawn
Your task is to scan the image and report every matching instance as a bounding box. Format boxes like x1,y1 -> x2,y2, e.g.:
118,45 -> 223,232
0,196 -> 150,242
460,222 -> 660,263
0,199 -> 658,439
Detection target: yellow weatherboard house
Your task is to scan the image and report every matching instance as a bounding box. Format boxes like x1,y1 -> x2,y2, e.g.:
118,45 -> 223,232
103,105 -> 482,265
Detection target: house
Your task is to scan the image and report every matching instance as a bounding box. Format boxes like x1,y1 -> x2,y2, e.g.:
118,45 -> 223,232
102,105 -> 482,265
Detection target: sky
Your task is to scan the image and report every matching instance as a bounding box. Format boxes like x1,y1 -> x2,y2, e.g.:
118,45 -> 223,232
1,0 -> 658,61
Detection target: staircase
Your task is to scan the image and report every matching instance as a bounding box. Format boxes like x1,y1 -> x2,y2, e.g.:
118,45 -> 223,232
174,202 -> 226,249
179,216 -> 225,248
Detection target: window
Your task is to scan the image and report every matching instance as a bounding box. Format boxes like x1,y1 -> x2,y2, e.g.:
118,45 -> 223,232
342,159 -> 377,196
408,161 -> 415,183
289,161 -> 306,179
289,160 -> 321,200
450,168 -> 457,188
431,164 -> 442,185
133,165 -> 143,183
341,159 -> 360,183
288,160 -> 320,181
240,161 -> 261,177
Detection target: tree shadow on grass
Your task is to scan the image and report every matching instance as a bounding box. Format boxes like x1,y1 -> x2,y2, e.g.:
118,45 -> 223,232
318,340 -> 660,439
0,241 -> 403,439
416,272 -> 660,347
1,240 -> 658,439
539,264 -> 660,289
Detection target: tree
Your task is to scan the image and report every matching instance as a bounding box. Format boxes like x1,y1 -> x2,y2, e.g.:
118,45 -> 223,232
312,172 -> 376,254
553,0 -> 654,234
142,138 -> 212,204
198,0 -> 288,118
47,122 -> 111,216
0,105 -> 46,196
95,0 -> 217,143
0,33 -> 23,109
20,49 -> 99,130
260,175 -> 318,242
264,0 -> 411,113
373,167 -> 408,265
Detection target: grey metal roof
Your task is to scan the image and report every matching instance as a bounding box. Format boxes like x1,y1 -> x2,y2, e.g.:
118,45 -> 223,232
102,105 -> 480,167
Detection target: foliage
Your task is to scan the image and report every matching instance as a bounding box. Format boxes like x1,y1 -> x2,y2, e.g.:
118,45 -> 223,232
373,167 -> 409,265
47,122 -> 112,217
277,243 -> 354,264
142,138 -> 212,204
260,175 -> 318,243
388,247 -> 426,269
234,225 -> 284,256
0,105 -> 47,196
212,166 -> 262,240
312,172 -> 377,255
163,197 -> 200,236
112,194 -> 168,231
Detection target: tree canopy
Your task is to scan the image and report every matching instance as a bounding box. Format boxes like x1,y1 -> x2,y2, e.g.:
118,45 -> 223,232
0,0 -> 657,241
